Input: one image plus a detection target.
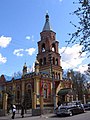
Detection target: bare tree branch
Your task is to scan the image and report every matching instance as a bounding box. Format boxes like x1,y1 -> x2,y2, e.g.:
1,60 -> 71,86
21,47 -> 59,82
67,0 -> 90,57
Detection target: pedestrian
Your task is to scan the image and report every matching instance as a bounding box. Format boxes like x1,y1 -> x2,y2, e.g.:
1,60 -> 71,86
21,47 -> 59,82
12,104 -> 16,119
21,105 -> 24,118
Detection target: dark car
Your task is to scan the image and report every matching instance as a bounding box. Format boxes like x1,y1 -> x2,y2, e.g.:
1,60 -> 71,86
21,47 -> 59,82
83,103 -> 90,110
56,101 -> 84,116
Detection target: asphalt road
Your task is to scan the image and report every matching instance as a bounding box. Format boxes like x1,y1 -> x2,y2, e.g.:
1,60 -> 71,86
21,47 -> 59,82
50,111 -> 90,120
0,111 -> 90,120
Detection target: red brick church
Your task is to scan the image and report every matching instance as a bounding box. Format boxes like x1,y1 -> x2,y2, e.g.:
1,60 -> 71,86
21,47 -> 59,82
0,14 -> 72,112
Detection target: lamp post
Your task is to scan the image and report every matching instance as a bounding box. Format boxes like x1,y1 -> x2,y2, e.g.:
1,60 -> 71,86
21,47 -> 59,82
48,53 -> 56,110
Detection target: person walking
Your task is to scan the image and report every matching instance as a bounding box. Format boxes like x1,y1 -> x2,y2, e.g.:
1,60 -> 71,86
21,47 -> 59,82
21,105 -> 24,118
12,104 -> 16,119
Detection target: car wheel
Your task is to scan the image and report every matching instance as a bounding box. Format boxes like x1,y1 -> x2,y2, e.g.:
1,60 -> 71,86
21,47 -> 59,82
82,109 -> 85,113
57,114 -> 60,117
69,111 -> 73,116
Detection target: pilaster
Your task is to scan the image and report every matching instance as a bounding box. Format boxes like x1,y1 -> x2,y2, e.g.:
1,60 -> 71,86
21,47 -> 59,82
3,93 -> 8,114
21,80 -> 25,102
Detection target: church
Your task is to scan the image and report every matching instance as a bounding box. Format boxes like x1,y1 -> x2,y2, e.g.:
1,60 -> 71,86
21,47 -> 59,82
0,14 -> 72,112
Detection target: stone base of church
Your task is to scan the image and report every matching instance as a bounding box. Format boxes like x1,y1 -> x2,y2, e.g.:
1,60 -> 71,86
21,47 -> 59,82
0,109 -> 5,116
32,107 -> 54,116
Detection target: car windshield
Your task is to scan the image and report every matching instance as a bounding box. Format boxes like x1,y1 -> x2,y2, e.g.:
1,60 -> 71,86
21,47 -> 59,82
68,101 -> 81,105
59,101 -> 82,108
60,108 -> 66,110
67,102 -> 76,106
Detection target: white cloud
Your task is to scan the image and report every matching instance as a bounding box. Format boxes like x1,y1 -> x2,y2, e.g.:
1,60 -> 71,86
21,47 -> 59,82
59,44 -> 86,72
0,53 -> 7,64
75,64 -> 88,73
13,49 -> 24,56
25,35 -> 34,41
25,48 -> 36,55
13,47 -> 36,57
0,35 -> 12,48
26,36 -> 30,40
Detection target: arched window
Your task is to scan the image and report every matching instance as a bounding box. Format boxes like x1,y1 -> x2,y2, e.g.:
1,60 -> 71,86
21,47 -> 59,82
56,58 -> 58,65
44,57 -> 46,65
40,59 -> 43,66
17,91 -> 20,100
24,84 -> 32,108
44,84 -> 48,98
58,73 -> 60,79
27,84 -> 32,91
16,86 -> 20,101
44,89 -> 47,98
42,43 -> 45,52
26,84 -> 32,100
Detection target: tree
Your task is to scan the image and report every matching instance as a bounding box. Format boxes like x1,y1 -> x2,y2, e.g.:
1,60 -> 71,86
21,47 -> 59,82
12,71 -> 22,78
69,70 -> 88,100
67,0 -> 90,57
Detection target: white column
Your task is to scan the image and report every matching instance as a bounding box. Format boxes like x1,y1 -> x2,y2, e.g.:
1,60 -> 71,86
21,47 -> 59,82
76,94 -> 78,101
83,95 -> 86,104
71,95 -> 73,102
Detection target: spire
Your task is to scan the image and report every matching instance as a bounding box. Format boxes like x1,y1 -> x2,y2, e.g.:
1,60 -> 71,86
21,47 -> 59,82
23,62 -> 27,68
42,13 -> 52,31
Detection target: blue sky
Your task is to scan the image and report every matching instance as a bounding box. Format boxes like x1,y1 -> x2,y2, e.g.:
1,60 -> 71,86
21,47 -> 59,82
0,0 -> 89,76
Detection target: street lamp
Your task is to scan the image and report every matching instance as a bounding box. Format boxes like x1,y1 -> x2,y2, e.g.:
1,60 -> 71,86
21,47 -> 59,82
48,53 -> 56,110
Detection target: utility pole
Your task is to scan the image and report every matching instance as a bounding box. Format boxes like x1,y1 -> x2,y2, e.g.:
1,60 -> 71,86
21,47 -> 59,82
48,53 -> 56,110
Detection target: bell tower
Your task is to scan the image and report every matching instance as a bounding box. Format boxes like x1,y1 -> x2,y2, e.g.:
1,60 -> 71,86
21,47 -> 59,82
37,13 -> 62,80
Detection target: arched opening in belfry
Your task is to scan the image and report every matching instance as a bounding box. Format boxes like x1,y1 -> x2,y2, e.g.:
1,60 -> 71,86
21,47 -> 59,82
40,58 -> 43,66
56,58 -> 58,65
42,43 -> 45,52
52,43 -> 56,52
58,73 -> 60,80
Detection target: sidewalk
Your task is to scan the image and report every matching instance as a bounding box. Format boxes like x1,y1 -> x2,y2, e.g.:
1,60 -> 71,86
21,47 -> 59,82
0,113 -> 55,120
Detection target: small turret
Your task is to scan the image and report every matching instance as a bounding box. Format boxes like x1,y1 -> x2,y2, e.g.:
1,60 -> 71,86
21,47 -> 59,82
35,59 -> 39,74
23,62 -> 27,75
67,70 -> 72,80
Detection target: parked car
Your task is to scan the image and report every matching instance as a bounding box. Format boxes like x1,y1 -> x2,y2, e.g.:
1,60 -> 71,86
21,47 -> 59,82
83,103 -> 90,110
56,101 -> 84,116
